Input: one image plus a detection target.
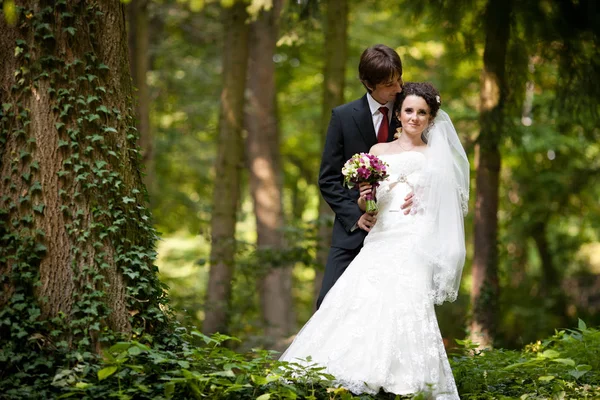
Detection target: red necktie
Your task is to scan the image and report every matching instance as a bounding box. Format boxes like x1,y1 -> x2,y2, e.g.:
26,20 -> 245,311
377,106 -> 389,143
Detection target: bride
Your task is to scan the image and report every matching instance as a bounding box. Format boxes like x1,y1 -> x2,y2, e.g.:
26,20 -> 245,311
279,82 -> 469,399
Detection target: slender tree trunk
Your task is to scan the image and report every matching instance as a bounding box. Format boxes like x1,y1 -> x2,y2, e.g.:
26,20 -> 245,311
314,0 -> 349,306
469,0 -> 512,348
203,1 -> 249,335
127,0 -> 153,190
0,0 -> 165,353
244,0 -> 291,343
531,221 -> 568,322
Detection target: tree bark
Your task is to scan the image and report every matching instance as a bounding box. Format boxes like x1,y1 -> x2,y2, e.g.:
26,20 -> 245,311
244,0 -> 292,343
203,1 -> 249,335
469,0 -> 512,349
314,0 -> 348,305
0,0 -> 165,352
531,220 -> 568,322
127,0 -> 153,190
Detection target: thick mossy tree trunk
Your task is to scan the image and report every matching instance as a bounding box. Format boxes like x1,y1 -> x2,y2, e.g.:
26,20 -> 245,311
203,1 -> 249,335
469,0 -> 511,349
245,0 -> 293,343
0,0 -> 166,371
314,0 -> 348,305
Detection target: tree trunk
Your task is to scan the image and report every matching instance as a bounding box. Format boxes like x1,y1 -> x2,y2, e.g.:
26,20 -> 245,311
0,0 -> 165,354
244,0 -> 291,343
203,1 -> 249,335
469,0 -> 512,349
314,0 -> 348,306
531,221 -> 568,322
127,0 -> 153,191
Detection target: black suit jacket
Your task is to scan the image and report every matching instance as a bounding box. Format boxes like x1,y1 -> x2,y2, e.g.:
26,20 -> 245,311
318,94 -> 397,250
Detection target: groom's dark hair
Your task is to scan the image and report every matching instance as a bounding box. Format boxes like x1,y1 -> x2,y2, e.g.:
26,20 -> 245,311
358,44 -> 403,93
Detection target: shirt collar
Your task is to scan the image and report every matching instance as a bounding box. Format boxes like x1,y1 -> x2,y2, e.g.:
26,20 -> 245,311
367,92 -> 394,115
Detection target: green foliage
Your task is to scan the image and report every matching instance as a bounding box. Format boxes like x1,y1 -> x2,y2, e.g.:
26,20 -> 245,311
452,322 -> 600,399
45,329 -> 344,400
3,322 -> 594,399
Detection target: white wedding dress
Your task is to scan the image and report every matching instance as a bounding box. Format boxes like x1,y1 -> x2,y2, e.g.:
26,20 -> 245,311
279,151 -> 460,399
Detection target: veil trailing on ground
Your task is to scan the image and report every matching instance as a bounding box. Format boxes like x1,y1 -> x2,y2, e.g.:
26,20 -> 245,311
414,109 -> 469,304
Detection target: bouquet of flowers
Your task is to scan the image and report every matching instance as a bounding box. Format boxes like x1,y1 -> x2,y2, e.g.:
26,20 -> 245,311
342,153 -> 389,213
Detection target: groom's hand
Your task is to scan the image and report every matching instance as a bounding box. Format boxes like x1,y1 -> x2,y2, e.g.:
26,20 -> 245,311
357,212 -> 377,232
401,192 -> 414,215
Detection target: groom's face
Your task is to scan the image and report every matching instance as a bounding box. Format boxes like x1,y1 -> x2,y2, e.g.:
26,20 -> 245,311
370,75 -> 403,105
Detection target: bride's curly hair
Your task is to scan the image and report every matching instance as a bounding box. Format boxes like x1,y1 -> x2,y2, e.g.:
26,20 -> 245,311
393,82 -> 441,123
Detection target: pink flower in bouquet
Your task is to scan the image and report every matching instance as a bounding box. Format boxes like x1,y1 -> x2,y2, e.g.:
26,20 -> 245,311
342,153 -> 389,213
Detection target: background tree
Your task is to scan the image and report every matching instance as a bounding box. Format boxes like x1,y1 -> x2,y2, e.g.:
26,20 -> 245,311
313,0 -> 349,305
469,0 -> 512,348
244,0 -> 294,344
203,0 -> 250,335
0,0 -> 167,394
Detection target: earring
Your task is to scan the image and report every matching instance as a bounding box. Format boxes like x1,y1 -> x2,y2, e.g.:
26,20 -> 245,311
393,127 -> 402,140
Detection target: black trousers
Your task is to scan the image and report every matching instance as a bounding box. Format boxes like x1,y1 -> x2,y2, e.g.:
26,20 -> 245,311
316,245 -> 362,309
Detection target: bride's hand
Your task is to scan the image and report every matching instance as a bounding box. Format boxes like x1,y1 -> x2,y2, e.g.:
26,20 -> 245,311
358,182 -> 376,212
401,191 -> 414,215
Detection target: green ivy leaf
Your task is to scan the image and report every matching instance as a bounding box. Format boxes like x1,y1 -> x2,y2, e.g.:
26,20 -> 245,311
63,27 -> 76,36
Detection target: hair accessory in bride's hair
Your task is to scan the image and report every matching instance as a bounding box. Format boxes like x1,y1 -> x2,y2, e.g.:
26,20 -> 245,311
393,127 -> 402,140
435,95 -> 441,104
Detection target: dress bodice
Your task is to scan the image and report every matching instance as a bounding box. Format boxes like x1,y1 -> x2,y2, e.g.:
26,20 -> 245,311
365,151 -> 427,242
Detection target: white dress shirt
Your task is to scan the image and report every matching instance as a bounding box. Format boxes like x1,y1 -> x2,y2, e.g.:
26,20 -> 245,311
367,92 -> 394,138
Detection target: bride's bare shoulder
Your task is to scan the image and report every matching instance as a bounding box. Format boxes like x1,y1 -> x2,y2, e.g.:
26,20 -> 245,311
369,142 -> 389,156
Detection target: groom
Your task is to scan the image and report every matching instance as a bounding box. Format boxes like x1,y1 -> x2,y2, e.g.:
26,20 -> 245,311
317,44 -> 411,308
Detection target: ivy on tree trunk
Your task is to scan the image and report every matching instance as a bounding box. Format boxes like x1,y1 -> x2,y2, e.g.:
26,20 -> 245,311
0,0 -> 168,387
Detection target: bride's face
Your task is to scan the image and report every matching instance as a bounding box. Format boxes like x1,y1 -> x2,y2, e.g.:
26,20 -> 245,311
398,95 -> 432,137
